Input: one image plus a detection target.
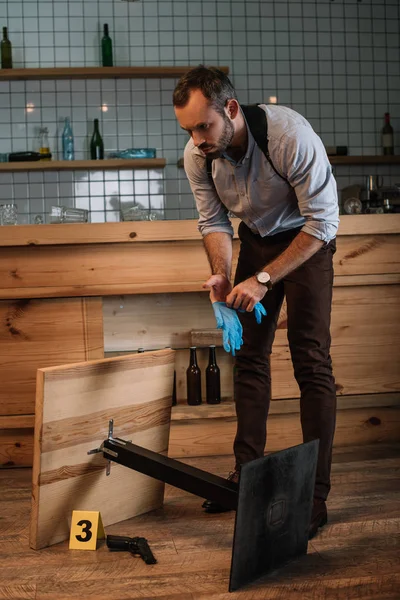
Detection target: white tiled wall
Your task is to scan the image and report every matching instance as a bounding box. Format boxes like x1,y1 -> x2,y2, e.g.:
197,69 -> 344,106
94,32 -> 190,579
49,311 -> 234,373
0,0 -> 399,223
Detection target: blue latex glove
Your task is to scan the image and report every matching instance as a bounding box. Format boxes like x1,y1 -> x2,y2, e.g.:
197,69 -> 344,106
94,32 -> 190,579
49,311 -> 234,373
212,302 -> 243,356
253,302 -> 267,324
237,302 -> 267,324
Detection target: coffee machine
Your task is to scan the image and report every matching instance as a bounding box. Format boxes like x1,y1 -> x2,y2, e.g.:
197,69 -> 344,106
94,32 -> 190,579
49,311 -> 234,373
341,178 -> 399,214
362,176 -> 398,214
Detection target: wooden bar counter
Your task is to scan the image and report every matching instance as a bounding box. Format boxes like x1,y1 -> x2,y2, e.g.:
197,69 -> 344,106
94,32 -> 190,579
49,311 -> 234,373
1,215 -> 400,467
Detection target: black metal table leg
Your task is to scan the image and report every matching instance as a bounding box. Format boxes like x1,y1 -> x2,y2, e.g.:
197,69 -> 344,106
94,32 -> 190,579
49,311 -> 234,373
103,437 -> 238,510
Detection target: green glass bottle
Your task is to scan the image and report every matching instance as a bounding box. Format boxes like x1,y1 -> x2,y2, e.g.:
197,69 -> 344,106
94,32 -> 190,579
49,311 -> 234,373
381,113 -> 394,156
1,27 -> 12,69
90,119 -> 104,160
101,23 -> 113,67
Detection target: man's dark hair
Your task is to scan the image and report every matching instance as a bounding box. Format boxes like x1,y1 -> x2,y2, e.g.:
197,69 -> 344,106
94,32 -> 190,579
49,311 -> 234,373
173,65 -> 237,116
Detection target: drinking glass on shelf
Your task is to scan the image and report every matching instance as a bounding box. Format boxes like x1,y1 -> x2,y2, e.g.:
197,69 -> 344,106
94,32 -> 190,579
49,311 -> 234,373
121,204 -> 160,222
121,204 -> 148,221
343,197 -> 362,215
0,203 -> 18,225
50,205 -> 88,223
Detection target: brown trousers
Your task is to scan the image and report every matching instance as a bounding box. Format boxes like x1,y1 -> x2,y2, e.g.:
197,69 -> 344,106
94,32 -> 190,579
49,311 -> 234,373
233,222 -> 337,501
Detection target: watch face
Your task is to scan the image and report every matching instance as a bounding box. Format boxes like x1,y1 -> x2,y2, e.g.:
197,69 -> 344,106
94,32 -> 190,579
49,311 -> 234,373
257,271 -> 271,284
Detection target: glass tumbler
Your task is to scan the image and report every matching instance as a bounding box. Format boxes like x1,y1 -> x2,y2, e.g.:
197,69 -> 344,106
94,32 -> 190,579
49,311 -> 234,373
1,203 -> 18,225
50,206 -> 89,223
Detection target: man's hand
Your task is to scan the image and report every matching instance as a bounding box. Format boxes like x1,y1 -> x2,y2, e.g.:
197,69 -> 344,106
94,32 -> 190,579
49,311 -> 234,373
203,274 -> 232,303
226,276 -> 267,311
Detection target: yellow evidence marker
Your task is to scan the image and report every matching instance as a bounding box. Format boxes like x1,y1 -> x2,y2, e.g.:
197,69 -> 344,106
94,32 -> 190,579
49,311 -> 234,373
69,510 -> 105,550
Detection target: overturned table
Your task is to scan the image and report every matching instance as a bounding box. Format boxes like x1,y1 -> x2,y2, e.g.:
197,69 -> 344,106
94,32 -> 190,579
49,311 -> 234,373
30,350 -> 318,592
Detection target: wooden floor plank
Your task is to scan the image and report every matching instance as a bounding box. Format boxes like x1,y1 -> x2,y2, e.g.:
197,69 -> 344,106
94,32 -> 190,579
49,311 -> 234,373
0,444 -> 399,599
0,586 -> 36,600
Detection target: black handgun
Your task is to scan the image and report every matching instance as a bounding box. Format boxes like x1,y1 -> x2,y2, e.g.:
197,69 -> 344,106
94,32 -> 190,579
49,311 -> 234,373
106,534 -> 157,564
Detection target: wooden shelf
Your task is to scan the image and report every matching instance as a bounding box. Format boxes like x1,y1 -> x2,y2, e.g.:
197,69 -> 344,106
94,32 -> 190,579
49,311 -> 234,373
171,393 -> 400,421
329,155 -> 400,165
178,155 -> 400,169
0,158 -> 166,172
0,66 -> 229,82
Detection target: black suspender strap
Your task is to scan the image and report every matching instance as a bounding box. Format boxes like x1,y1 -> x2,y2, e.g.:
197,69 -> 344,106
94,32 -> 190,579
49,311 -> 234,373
241,104 -> 287,181
206,156 -> 213,179
206,104 -> 287,183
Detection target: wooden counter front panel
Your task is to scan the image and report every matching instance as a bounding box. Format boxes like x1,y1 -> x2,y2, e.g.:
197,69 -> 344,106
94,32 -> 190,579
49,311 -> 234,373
0,297 -> 104,416
1,234 -> 399,299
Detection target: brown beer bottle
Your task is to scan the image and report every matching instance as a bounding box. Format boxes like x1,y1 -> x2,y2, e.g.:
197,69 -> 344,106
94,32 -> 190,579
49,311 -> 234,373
206,345 -> 221,404
186,346 -> 202,405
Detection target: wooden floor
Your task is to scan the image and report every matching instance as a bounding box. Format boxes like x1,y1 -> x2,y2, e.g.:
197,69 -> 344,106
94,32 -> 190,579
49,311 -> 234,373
0,443 -> 399,600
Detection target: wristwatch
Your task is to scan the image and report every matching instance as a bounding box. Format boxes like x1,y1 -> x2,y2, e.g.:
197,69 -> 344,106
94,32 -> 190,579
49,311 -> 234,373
255,271 -> 272,290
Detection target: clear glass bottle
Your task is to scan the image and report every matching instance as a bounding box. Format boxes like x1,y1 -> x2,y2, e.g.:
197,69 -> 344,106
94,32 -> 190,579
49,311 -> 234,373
90,119 -> 104,160
62,117 -> 75,161
206,345 -> 221,404
39,127 -> 51,161
1,26 -> 12,69
186,347 -> 202,405
101,24 -> 113,67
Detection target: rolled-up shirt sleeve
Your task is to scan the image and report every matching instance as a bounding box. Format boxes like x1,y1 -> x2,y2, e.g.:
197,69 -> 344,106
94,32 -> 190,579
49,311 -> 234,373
278,125 -> 339,242
183,141 -> 234,238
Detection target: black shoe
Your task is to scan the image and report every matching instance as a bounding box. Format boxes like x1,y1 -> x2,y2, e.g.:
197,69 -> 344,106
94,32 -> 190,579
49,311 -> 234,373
308,499 -> 328,539
202,470 -> 240,513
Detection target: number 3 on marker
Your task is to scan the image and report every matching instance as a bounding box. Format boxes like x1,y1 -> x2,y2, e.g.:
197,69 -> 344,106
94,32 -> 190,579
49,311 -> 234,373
75,519 -> 93,542
69,510 -> 105,551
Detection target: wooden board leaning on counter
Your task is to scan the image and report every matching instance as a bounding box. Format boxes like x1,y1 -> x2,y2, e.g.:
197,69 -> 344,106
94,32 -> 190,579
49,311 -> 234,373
0,215 -> 399,467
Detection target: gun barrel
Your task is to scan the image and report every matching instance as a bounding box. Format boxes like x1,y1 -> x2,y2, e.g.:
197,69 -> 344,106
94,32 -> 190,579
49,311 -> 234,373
106,534 -> 133,550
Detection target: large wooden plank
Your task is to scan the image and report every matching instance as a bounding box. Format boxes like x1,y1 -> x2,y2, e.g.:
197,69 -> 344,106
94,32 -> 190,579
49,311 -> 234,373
0,297 -> 104,417
1,232 -> 398,299
30,349 -> 175,550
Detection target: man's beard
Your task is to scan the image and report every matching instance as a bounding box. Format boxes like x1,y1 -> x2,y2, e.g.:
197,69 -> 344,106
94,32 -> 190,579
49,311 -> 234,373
200,115 -> 234,160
